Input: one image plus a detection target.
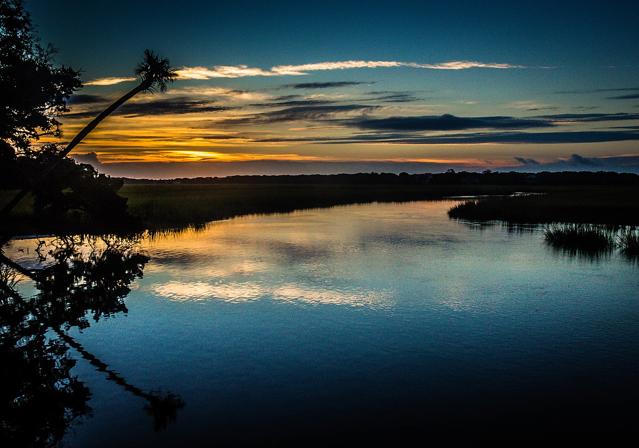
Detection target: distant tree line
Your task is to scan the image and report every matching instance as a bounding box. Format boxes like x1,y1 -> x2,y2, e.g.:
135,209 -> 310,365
120,170 -> 639,186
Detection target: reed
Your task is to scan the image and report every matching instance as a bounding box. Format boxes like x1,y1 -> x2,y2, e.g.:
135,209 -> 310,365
543,224 -> 615,253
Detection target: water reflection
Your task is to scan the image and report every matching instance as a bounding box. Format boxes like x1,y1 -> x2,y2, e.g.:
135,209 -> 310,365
135,203 -> 465,310
3,201 -> 638,445
0,235 -> 183,446
152,280 -> 392,308
153,281 -> 266,303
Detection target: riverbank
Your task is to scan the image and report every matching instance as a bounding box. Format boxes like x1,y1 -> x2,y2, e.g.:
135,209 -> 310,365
3,171 -> 639,236
1,183 -> 533,236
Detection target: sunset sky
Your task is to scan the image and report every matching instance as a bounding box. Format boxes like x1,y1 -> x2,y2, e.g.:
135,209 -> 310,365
29,0 -> 639,177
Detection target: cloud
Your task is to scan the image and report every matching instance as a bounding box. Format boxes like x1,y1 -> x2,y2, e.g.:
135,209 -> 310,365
334,130 -> 639,144
272,94 -> 303,101
72,152 -> 103,167
565,154 -> 600,166
411,61 -> 523,70
508,100 -> 559,111
555,86 -> 639,94
510,154 -> 639,173
118,98 -> 228,117
173,59 -> 522,80
533,112 -> 639,122
262,129 -> 639,145
348,114 -> 552,131
68,94 -> 109,105
514,157 -> 540,166
84,76 -> 136,86
65,96 -> 227,119
365,91 -> 420,103
249,99 -> 336,108
85,59 -> 524,87
344,111 -> 639,135
174,65 -> 276,79
283,81 -> 367,89
608,93 -> 639,100
223,104 -> 378,125
273,60 -> 522,74
166,86 -> 270,102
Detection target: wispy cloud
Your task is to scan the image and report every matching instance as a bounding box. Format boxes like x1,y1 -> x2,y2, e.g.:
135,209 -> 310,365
514,156 -> 540,166
222,104 -> 378,125
608,93 -> 639,100
365,91 -> 421,103
174,59 -> 523,80
174,65 -> 275,79
85,60 -> 523,86
284,81 -> 367,89
165,86 -> 270,102
65,96 -> 227,119
532,112 -> 639,122
330,129 -> 639,145
68,94 -> 110,105
555,86 -> 639,94
343,112 -> 639,133
412,61 -> 522,70
348,114 -> 552,131
84,76 -> 136,86
507,100 -> 559,111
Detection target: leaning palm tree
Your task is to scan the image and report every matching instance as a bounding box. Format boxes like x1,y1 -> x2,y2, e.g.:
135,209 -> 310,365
1,50 -> 176,217
61,49 -> 176,159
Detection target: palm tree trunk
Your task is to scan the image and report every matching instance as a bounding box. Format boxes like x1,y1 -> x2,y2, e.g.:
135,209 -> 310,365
59,80 -> 149,159
1,80 -> 150,218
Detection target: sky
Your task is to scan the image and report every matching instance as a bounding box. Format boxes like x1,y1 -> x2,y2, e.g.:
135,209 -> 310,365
27,0 -> 639,177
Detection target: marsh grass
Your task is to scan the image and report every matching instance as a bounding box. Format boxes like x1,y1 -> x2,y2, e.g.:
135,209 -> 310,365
120,183 -> 529,231
544,224 -> 615,252
448,188 -> 639,225
618,228 -> 639,257
543,224 -> 639,260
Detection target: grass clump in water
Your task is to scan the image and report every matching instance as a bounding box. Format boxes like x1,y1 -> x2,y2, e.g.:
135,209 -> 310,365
544,224 -> 615,256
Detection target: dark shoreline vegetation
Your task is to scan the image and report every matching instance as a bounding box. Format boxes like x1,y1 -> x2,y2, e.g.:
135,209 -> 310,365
447,186 -> 639,226
3,170 -> 639,237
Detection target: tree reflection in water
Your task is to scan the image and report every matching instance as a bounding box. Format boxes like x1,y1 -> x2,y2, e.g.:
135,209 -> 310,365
0,234 -> 184,447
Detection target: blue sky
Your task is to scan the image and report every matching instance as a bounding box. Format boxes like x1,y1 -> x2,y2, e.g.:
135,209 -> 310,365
27,0 -> 639,177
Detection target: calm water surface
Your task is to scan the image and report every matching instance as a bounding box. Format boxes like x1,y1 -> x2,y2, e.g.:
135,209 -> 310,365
11,201 -> 639,444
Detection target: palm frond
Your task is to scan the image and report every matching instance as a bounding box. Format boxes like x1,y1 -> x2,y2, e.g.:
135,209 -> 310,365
135,49 -> 177,92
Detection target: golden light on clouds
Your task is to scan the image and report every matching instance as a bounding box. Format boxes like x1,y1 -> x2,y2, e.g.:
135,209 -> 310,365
84,76 -> 137,86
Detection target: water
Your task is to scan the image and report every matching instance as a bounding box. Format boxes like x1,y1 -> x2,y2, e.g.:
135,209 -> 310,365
5,201 -> 639,444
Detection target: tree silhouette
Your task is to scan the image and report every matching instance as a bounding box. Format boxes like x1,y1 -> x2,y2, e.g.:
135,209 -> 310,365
1,48 -> 177,218
0,0 -> 81,153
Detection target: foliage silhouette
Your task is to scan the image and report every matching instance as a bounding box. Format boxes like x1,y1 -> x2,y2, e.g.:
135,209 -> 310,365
0,0 -> 132,228
0,0 -> 81,152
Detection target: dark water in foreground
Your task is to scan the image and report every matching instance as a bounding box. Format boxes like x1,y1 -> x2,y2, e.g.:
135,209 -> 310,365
8,201 -> 639,444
